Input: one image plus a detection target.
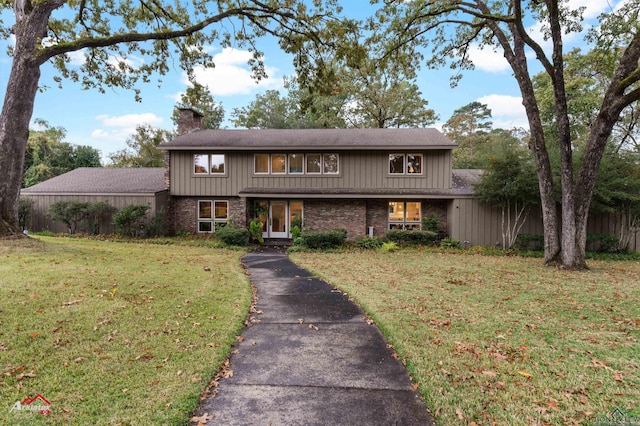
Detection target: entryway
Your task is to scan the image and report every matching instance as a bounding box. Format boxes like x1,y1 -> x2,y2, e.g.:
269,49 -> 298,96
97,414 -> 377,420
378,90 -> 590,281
254,200 -> 303,239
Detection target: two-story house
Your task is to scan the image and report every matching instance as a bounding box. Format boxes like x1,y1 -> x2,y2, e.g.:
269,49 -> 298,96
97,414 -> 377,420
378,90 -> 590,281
160,108 -> 480,241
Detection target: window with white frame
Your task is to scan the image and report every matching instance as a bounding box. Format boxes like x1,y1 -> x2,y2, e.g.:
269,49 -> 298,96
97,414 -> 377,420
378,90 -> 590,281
252,153 -> 338,175
194,154 -> 226,175
388,201 -> 422,230
198,200 -> 229,232
389,154 -> 423,175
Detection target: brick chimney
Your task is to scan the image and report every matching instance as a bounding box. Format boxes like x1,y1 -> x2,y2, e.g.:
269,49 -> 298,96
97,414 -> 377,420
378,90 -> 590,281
176,107 -> 204,136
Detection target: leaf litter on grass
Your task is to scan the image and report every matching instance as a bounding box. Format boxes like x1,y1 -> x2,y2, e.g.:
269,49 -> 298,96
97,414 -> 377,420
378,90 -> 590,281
291,249 -> 640,425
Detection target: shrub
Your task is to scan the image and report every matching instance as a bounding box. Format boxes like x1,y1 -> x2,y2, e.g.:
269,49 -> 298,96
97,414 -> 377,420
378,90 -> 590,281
385,229 -> 436,245
355,236 -> 384,249
587,234 -> 620,253
85,201 -> 117,235
440,238 -> 462,249
216,225 -> 250,246
290,225 -> 302,239
249,220 -> 264,243
299,228 -> 347,250
147,209 -> 167,237
380,242 -> 398,252
113,204 -> 150,237
18,197 -> 35,231
515,233 -> 544,251
48,200 -> 92,234
421,214 -> 440,233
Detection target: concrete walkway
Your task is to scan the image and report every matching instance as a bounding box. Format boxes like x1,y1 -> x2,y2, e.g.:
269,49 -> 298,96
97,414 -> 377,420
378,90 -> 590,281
193,247 -> 434,425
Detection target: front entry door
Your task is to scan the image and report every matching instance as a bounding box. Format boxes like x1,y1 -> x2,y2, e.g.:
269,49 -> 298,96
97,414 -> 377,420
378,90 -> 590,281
269,201 -> 288,238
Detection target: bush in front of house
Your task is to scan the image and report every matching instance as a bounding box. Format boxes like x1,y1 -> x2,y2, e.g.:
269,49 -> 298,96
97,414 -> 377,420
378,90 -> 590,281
298,228 -> 347,250
355,236 -> 384,250
216,225 -> 250,246
113,204 -> 150,237
48,200 -> 93,234
385,229 -> 436,245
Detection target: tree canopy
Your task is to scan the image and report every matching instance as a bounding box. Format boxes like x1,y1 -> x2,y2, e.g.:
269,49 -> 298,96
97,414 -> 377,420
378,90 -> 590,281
23,120 -> 101,187
108,124 -> 173,168
0,0 -> 340,235
377,0 -> 640,269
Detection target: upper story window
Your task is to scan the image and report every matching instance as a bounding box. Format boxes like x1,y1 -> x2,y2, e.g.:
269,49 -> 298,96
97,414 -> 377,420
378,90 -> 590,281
389,154 -> 423,175
254,153 -> 339,175
194,154 -> 226,175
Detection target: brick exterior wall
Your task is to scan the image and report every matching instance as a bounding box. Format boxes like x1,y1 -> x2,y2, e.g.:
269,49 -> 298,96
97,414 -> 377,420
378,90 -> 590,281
366,200 -> 388,237
303,199 -> 367,240
170,196 -> 247,234
423,200 -> 448,234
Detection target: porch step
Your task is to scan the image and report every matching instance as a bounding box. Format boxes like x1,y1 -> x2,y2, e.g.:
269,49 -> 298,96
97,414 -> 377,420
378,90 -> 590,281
262,238 -> 293,247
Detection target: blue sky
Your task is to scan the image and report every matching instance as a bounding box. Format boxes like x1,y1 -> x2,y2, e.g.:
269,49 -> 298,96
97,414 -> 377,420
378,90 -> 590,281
0,0 -> 625,163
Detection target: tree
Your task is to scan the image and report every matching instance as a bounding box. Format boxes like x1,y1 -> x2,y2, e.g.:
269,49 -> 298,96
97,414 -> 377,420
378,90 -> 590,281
379,0 -> 640,269
232,77 -> 347,129
172,82 -> 224,130
108,124 -> 173,167
23,120 -> 102,187
474,140 -> 540,249
0,1 -> 338,236
443,102 -> 494,168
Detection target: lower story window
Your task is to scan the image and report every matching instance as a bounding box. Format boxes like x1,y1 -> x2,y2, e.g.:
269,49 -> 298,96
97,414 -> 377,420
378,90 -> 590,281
388,201 -> 422,230
198,200 -> 229,232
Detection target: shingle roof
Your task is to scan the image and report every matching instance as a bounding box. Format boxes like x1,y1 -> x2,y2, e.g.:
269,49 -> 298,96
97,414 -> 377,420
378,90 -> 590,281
451,169 -> 483,196
160,128 -> 456,150
21,168 -> 166,194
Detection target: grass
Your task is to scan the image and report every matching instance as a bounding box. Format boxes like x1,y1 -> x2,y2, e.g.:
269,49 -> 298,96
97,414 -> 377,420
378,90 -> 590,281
0,236 -> 250,425
290,248 -> 640,425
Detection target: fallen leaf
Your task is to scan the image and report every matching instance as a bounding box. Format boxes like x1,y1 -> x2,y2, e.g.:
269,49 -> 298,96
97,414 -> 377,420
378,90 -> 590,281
63,299 -> 82,306
191,412 -> 213,424
613,370 -> 624,382
482,370 -> 497,378
456,407 -> 465,420
518,370 -> 533,378
29,332 -> 40,339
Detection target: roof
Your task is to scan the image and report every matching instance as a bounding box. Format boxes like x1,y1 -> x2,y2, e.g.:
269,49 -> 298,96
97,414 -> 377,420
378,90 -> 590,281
160,128 -> 457,151
451,169 -> 483,196
239,169 -> 483,199
21,168 -> 166,195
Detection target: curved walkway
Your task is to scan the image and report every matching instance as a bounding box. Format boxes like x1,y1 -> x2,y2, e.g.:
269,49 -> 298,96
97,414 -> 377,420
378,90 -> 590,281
193,247 -> 434,425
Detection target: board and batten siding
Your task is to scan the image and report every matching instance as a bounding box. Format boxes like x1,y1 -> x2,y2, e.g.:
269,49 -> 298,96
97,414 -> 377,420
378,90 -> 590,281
448,198 -> 640,252
22,192 -> 168,234
169,150 -> 453,196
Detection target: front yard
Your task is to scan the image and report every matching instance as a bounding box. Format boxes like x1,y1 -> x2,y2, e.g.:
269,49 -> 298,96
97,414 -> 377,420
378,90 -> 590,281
291,249 -> 640,425
0,237 -> 250,425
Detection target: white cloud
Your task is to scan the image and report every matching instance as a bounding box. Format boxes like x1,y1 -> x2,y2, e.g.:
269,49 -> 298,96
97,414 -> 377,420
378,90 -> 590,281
91,113 -> 164,151
567,0 -> 610,19
186,47 -> 283,96
477,94 -> 528,129
468,44 -> 510,73
67,50 -> 86,66
95,113 -> 163,128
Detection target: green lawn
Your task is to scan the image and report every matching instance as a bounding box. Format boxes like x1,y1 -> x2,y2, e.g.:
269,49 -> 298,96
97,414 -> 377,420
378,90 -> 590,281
0,236 -> 250,425
290,249 -> 640,425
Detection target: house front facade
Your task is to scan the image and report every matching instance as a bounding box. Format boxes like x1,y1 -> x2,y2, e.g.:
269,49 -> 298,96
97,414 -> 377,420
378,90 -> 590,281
161,109 -> 471,240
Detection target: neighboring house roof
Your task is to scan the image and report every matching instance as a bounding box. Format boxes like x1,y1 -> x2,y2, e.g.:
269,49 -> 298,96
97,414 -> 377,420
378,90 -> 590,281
21,168 -> 166,195
160,128 -> 457,151
240,169 -> 483,199
451,169 -> 483,197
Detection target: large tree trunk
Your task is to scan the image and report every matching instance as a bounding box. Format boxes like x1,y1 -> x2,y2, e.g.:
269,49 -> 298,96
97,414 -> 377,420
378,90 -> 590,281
0,3 -> 50,236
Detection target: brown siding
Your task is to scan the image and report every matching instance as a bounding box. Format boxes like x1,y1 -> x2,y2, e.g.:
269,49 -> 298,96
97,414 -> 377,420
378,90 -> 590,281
22,192 -> 167,234
169,150 -> 452,196
448,199 -> 640,252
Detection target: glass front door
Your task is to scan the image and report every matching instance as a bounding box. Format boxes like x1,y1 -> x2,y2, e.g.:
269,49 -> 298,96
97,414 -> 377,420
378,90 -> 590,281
257,200 -> 302,239
269,201 -> 288,238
